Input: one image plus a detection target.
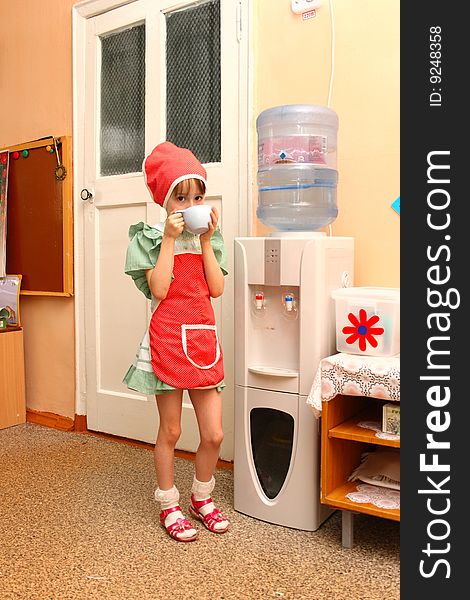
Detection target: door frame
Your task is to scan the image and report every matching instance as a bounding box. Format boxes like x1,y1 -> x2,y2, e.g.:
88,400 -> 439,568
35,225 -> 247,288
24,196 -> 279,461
72,0 -> 253,418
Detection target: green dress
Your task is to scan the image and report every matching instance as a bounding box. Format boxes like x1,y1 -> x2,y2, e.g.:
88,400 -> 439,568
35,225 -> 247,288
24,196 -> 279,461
122,222 -> 228,395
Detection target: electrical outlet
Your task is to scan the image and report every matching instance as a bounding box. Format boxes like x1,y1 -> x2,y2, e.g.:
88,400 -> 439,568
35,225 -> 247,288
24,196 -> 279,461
291,0 -> 321,15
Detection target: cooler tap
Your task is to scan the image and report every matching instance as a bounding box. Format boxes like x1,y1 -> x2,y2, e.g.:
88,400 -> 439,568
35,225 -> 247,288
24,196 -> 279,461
284,293 -> 294,312
255,291 -> 265,310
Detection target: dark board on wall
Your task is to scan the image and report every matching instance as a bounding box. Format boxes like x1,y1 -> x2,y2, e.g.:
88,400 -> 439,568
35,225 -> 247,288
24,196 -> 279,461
3,137 -> 73,296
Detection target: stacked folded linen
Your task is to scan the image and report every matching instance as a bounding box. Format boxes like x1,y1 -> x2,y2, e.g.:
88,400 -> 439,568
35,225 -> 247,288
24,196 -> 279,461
348,449 -> 400,490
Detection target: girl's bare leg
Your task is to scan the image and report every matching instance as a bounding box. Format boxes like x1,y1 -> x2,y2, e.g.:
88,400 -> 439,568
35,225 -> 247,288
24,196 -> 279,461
188,388 -> 229,532
154,389 -> 197,540
154,388 -> 183,489
188,388 -> 224,481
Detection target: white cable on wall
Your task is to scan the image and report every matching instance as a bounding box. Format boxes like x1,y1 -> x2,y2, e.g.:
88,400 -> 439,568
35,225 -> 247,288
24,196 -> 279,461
327,0 -> 336,109
327,0 -> 335,235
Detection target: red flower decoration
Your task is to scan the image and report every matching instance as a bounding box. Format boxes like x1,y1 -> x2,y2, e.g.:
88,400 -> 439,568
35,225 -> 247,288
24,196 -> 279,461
342,309 -> 384,352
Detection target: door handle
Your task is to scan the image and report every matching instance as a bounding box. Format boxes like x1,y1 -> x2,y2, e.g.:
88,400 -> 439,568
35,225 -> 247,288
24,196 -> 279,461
80,188 -> 94,203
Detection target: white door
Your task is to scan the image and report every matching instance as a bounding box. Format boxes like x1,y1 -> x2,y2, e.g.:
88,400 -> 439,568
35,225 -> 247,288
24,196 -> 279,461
74,0 -> 249,460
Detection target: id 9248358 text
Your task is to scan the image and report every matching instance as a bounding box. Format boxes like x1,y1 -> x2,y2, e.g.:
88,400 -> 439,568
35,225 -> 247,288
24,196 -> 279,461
429,26 -> 442,108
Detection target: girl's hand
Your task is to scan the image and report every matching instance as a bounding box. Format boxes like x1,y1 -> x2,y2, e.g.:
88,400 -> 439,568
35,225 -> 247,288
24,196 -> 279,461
164,211 -> 185,239
200,206 -> 218,243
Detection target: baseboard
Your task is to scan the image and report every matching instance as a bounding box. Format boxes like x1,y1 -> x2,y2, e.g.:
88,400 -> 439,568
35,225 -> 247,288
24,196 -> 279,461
74,414 -> 88,432
26,410 -> 233,470
26,409 -> 75,431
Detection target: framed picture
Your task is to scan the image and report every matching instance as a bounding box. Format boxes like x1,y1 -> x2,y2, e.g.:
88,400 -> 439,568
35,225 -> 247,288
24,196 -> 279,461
0,274 -> 22,326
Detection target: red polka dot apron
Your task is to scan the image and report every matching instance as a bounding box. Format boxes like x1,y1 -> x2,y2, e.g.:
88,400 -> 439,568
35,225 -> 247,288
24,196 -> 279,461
149,252 -> 224,389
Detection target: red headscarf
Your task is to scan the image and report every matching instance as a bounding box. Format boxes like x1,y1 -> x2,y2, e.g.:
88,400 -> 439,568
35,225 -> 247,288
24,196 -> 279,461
143,142 -> 207,209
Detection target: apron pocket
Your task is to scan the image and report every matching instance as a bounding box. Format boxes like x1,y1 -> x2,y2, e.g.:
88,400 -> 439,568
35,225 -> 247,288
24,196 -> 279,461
181,324 -> 220,370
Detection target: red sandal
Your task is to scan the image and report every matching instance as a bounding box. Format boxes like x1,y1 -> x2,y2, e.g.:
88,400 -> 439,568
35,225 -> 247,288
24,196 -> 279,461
159,506 -> 198,542
189,495 -> 230,534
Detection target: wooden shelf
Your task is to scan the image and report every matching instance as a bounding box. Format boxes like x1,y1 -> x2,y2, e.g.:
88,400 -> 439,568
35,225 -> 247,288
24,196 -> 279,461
0,325 -> 22,333
329,405 -> 400,449
322,481 -> 400,522
321,394 -> 400,536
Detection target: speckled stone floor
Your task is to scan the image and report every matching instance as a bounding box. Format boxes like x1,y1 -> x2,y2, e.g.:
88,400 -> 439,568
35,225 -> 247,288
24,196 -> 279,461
0,423 -> 399,600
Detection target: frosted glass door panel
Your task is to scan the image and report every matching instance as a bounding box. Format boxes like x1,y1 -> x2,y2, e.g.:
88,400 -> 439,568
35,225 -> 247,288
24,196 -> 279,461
100,24 -> 146,176
165,0 -> 220,163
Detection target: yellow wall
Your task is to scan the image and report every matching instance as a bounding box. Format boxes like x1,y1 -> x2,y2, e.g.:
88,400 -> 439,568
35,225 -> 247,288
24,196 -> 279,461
254,0 -> 400,287
0,0 -> 76,419
0,0 -> 399,420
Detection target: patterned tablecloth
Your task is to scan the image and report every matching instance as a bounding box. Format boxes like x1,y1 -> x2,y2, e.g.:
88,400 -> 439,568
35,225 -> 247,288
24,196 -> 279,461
306,352 -> 400,418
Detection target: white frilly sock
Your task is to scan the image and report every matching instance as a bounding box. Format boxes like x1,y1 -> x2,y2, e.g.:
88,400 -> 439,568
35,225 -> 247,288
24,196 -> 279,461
155,485 -> 197,540
191,475 -> 229,532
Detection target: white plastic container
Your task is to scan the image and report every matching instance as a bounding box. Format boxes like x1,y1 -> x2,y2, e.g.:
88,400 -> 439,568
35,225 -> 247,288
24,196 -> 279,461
257,104 -> 338,169
331,287 -> 400,357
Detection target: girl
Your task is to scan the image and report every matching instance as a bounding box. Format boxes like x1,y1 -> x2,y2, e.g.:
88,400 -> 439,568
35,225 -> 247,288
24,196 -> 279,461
123,142 -> 230,542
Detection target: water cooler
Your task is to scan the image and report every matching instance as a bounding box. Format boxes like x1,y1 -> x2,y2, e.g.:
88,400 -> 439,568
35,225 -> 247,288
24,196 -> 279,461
233,105 -> 354,531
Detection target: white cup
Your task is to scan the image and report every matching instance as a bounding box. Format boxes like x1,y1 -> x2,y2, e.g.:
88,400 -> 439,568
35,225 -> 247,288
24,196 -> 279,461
178,204 -> 212,235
